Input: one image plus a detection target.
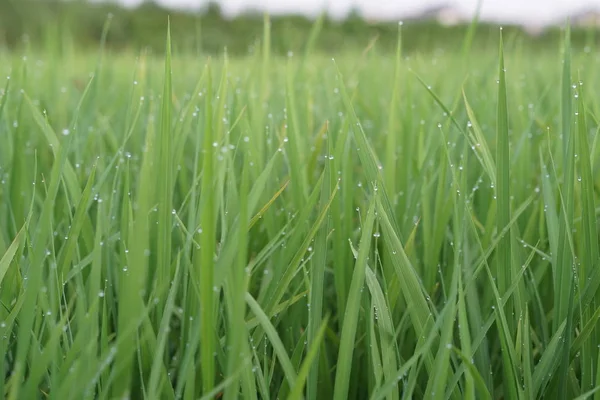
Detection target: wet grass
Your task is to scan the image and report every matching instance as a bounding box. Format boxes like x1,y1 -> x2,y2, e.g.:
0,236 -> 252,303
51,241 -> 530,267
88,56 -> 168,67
1,17 -> 600,399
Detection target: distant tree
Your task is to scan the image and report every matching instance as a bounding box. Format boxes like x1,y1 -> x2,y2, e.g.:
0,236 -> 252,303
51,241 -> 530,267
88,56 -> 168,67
205,1 -> 222,17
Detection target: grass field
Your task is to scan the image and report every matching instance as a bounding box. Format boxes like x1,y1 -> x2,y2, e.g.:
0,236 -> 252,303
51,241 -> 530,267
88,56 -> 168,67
2,15 -> 600,399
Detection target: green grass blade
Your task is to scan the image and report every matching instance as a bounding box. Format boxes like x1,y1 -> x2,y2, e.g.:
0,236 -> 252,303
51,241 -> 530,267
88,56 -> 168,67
156,18 -> 174,324
463,93 -> 497,185
196,59 -> 216,395
288,315 -> 329,400
148,257 -> 181,399
575,80 -> 598,393
365,266 -> 399,400
451,346 -> 492,400
533,320 -> 567,397
384,23 -> 402,198
0,219 -> 27,286
375,198 -> 432,342
56,166 -> 96,279
23,94 -> 81,204
245,293 -> 297,388
495,29 -> 513,309
333,198 -> 376,400
224,156 -> 252,400
554,23 -> 576,398
306,144 -> 331,399
424,261 -> 457,399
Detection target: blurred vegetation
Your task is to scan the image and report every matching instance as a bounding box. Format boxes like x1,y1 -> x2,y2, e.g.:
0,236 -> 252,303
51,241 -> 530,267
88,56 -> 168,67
0,0 -> 597,55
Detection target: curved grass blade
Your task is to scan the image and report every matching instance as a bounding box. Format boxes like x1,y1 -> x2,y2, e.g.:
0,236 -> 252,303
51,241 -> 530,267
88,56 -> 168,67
451,347 -> 492,400
0,219 -> 28,286
245,293 -> 297,388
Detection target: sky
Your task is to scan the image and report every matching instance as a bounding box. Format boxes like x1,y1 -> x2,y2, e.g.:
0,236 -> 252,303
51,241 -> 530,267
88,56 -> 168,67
117,0 -> 600,25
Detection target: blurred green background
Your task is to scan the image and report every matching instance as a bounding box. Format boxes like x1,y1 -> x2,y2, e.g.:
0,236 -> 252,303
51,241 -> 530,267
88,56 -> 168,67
0,0 -> 596,55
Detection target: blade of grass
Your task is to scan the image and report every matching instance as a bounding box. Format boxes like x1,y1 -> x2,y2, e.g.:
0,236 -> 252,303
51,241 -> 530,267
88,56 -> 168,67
155,18 -> 174,325
56,165 -> 96,279
196,58 -> 216,395
384,23 -> 402,198
147,257 -> 181,400
224,156 -> 253,400
575,81 -> 599,393
245,293 -> 297,388
333,198 -> 376,400
496,28 -> 519,334
288,315 -> 329,400
365,266 -> 399,400
306,140 -> 331,399
0,219 -> 28,286
554,23 -> 576,399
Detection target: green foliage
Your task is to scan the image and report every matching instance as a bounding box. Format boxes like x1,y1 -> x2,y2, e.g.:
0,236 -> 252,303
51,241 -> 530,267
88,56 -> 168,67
2,10 -> 600,400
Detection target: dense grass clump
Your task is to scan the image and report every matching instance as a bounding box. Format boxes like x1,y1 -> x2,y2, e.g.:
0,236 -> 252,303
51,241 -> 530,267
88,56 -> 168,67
2,16 -> 600,399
